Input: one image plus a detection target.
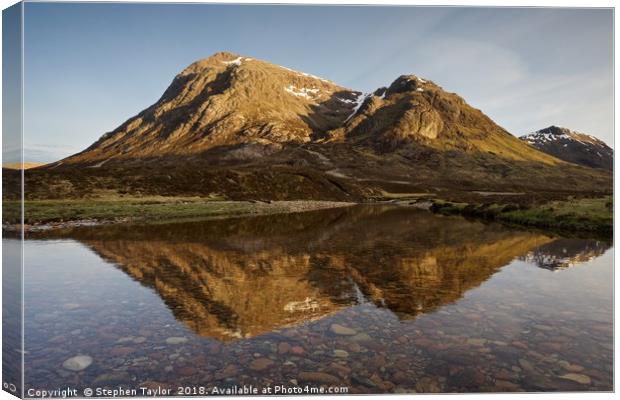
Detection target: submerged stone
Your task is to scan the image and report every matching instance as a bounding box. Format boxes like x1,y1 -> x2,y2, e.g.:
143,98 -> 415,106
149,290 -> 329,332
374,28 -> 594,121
290,346 -> 305,355
330,324 -> 357,336
93,371 -> 131,386
298,371 -> 340,384
250,358 -> 274,371
333,349 -> 349,358
350,332 -> 372,342
165,337 -> 188,345
351,374 -> 377,388
278,342 -> 291,354
62,355 -> 93,371
559,373 -> 591,385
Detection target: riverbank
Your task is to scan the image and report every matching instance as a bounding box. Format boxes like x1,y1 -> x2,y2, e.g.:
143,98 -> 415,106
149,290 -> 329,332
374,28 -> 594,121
429,196 -> 613,239
2,198 -> 356,232
2,195 -> 612,238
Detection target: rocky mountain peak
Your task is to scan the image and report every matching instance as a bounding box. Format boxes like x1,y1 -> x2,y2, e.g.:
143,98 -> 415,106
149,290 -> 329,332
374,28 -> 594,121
66,53 -> 361,164
520,126 -> 612,170
539,125 -> 572,136
386,74 -> 431,95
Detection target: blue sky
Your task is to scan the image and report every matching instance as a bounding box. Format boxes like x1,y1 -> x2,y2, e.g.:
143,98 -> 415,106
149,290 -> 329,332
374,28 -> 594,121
19,3 -> 614,162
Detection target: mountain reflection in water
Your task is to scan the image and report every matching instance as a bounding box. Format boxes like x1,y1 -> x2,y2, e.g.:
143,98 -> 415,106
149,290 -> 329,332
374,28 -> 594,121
520,239 -> 609,271
39,205 -> 611,342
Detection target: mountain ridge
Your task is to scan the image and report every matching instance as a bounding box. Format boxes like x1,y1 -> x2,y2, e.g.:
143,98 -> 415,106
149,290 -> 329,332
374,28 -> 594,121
61,52 -> 562,166
11,52 -> 612,201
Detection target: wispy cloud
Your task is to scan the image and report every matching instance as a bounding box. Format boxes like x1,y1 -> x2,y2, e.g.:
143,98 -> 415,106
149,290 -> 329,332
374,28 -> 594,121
21,142 -> 80,163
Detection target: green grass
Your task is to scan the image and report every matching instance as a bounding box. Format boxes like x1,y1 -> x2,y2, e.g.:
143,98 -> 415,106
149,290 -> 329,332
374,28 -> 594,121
4,194 -> 612,239
378,191 -> 435,200
3,197 -> 346,226
431,196 -> 613,238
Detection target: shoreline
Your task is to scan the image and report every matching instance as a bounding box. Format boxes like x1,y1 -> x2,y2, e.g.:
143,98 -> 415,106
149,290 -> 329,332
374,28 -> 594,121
2,199 -> 357,233
2,196 -> 612,240
429,197 -> 613,240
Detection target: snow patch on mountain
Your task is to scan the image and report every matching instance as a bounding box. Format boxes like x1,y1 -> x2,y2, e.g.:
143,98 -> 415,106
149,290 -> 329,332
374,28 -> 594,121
284,85 -> 320,99
337,97 -> 356,104
520,126 -> 613,170
521,126 -> 601,145
222,56 -> 244,66
345,92 -> 369,122
278,65 -> 332,83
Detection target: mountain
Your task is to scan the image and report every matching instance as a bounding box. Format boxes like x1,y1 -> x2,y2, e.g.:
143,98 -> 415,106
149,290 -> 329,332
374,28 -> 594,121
65,52 -> 361,164
63,52 -> 557,165
11,52 -> 611,201
520,126 -> 613,170
329,75 -> 557,164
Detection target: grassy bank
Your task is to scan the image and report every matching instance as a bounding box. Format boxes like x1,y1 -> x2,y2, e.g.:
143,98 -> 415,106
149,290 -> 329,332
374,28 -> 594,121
430,196 -> 613,238
3,194 -> 612,238
3,197 -> 355,228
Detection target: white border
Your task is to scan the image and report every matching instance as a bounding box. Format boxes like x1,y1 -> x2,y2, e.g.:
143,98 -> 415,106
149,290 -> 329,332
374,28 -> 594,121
0,2 -> 616,400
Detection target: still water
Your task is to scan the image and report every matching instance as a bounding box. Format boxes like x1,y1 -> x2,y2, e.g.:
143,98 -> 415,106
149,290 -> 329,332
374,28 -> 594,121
14,205 -> 613,394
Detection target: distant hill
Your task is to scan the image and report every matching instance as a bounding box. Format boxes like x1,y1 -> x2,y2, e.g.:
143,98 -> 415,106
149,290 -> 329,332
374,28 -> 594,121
3,162 -> 45,170
7,52 -> 611,201
520,126 -> 613,170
